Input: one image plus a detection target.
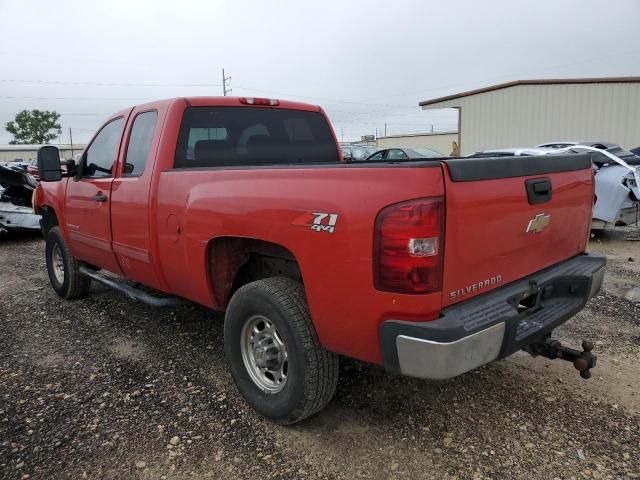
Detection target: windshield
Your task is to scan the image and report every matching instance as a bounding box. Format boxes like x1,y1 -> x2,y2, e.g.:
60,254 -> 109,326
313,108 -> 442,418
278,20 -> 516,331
407,147 -> 445,157
351,146 -> 377,159
540,143 -> 576,149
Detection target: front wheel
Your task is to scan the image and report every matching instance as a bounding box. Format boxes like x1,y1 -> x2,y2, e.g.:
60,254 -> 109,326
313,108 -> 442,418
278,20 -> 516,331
45,226 -> 91,299
224,277 -> 339,424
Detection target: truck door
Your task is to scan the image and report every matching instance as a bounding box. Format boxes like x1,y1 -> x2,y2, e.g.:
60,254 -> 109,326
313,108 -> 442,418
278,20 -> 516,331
64,117 -> 125,275
109,109 -> 166,290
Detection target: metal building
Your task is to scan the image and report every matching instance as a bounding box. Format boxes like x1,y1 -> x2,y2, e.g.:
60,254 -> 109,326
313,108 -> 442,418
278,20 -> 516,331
419,77 -> 640,156
376,131 -> 458,155
0,144 -> 86,163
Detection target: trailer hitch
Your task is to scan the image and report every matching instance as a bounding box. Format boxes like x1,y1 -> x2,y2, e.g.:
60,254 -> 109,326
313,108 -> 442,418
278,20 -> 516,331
526,338 -> 597,379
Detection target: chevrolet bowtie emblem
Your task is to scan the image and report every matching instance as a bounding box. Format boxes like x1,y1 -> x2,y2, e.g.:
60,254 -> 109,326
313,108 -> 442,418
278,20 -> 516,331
526,213 -> 551,233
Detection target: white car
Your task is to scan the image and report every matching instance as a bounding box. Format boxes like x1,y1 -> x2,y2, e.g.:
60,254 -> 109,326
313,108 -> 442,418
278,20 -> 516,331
537,141 -> 584,149
468,147 -> 556,157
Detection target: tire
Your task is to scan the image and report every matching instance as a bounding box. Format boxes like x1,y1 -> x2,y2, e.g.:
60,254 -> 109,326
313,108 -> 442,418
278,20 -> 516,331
45,226 -> 91,299
224,277 -> 339,424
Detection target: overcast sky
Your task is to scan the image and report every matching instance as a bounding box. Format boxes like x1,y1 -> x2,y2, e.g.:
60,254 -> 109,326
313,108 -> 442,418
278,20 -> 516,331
1,0 -> 639,145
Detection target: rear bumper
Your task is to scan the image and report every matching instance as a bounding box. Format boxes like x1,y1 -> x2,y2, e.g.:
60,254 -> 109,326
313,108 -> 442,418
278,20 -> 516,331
380,253 -> 606,380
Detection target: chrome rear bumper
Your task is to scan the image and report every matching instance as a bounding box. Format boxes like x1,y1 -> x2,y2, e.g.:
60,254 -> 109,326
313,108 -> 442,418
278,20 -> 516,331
380,254 -> 606,380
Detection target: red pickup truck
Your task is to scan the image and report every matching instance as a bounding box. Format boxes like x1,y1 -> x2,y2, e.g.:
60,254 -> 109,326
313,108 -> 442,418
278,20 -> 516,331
34,96 -> 605,424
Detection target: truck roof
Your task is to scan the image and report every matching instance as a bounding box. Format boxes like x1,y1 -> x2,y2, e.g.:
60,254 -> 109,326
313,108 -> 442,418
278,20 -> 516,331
107,97 -> 323,122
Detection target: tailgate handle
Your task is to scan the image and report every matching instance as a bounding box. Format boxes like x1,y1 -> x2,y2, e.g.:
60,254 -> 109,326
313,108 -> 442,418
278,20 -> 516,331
525,178 -> 552,205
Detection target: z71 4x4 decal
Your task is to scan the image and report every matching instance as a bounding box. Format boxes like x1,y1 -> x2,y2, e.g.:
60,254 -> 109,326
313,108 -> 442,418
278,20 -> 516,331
292,211 -> 339,233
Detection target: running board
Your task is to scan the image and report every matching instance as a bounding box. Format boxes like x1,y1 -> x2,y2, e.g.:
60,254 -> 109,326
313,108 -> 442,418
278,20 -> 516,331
79,266 -> 181,307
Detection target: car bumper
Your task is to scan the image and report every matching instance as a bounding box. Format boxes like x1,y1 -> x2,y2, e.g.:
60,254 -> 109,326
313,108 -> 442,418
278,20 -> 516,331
379,254 -> 606,380
0,202 -> 41,232
592,204 -> 639,230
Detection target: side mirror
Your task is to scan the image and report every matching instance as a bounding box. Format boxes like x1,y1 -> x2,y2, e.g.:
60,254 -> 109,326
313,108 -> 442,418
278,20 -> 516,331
37,146 -> 62,182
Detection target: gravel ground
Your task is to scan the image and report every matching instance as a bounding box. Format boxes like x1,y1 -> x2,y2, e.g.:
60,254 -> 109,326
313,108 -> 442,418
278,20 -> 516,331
1,231 -> 639,480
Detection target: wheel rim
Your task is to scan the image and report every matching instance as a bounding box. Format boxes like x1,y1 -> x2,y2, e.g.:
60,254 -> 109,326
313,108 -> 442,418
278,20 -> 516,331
240,314 -> 288,393
51,243 -> 65,284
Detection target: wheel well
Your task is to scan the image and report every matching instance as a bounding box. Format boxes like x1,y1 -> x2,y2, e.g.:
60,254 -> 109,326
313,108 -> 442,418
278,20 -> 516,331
207,237 -> 302,310
40,206 -> 59,234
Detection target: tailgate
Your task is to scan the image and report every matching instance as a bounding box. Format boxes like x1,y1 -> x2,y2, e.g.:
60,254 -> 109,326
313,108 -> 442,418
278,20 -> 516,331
440,154 -> 594,307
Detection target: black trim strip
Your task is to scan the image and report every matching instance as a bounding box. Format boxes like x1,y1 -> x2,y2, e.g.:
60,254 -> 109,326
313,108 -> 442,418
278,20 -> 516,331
165,160 -> 442,172
443,153 -> 592,182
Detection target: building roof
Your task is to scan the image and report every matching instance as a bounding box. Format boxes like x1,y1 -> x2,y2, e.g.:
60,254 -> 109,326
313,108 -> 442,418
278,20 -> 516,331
0,144 -> 85,151
419,76 -> 640,107
377,131 -> 457,139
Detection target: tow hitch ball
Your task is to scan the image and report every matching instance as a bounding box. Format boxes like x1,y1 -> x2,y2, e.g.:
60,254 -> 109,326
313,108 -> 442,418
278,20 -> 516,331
526,338 -> 597,379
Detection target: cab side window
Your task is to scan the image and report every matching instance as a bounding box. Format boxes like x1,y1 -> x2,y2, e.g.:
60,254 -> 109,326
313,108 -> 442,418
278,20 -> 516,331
84,117 -> 124,177
124,111 -> 158,176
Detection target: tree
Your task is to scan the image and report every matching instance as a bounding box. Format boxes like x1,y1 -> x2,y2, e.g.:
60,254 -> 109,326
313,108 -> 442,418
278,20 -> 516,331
5,109 -> 62,144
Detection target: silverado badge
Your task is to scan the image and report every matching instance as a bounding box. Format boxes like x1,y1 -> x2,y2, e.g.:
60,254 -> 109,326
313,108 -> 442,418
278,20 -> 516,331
526,213 -> 551,234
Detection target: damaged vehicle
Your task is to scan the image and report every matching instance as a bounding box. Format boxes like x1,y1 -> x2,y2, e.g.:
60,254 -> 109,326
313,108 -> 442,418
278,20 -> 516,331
0,163 -> 41,235
558,144 -> 640,230
591,163 -> 639,229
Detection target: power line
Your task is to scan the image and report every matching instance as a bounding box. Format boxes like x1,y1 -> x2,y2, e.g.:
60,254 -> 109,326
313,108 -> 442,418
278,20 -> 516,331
1,95 -> 149,101
330,120 -> 456,128
1,83 -> 453,132
59,113 -> 110,116
66,127 -> 99,132
1,77 -> 414,109
324,105 -> 414,116
5,46 -> 640,110
325,107 -> 457,123
1,92 -> 418,114
356,49 -> 640,103
231,84 -> 413,109
0,79 -> 222,88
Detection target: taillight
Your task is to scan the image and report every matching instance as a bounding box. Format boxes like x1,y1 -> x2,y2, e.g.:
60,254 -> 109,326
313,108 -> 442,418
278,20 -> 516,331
373,197 -> 445,294
239,97 -> 280,106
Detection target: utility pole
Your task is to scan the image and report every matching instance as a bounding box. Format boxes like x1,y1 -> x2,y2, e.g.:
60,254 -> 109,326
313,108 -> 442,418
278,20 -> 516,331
222,68 -> 232,96
69,128 -> 74,158
384,122 -> 387,137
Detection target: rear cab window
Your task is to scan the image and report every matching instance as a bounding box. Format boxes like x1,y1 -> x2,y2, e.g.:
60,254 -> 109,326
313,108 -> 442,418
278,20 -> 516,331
174,107 -> 339,168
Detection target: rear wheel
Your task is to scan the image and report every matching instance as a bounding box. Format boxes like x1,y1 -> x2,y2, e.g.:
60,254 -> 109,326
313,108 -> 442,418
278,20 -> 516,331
45,226 -> 91,299
224,277 -> 339,424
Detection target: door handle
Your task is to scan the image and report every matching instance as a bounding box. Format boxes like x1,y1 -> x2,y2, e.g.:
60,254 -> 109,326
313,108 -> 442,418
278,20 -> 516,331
525,178 -> 552,205
94,193 -> 108,203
